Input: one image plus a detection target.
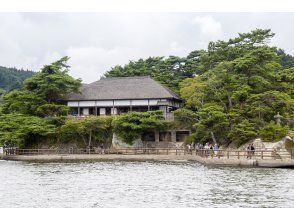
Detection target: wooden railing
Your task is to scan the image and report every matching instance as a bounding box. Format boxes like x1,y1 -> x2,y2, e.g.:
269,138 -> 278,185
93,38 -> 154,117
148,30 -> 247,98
2,147 -> 294,160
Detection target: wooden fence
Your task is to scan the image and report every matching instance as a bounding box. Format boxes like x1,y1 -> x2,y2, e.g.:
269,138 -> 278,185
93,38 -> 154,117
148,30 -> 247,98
3,147 -> 294,160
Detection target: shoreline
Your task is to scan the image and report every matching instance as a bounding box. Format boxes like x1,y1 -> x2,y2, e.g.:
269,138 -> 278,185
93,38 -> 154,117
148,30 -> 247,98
2,154 -> 294,168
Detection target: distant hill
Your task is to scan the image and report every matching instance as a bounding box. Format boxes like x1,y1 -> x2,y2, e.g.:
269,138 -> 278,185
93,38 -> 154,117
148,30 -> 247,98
0,66 -> 34,92
277,49 -> 294,68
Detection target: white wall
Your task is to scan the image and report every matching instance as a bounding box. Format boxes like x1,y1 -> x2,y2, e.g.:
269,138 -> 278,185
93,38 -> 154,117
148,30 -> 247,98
99,108 -> 106,115
132,100 -> 148,106
67,99 -> 180,108
68,101 -> 79,107
96,100 -> 113,107
79,101 -> 95,107
83,108 -> 89,115
114,100 -> 131,106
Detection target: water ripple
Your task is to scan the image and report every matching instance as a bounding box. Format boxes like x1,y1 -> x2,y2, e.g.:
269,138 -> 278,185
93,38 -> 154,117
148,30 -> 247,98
0,160 -> 294,207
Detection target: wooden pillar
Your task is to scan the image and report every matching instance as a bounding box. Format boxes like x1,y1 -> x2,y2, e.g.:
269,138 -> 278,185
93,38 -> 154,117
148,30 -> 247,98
77,101 -> 80,116
148,99 -> 150,111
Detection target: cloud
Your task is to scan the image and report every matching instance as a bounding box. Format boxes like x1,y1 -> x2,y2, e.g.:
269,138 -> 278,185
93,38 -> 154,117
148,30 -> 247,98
66,46 -> 140,82
192,15 -> 223,40
0,13 -> 294,83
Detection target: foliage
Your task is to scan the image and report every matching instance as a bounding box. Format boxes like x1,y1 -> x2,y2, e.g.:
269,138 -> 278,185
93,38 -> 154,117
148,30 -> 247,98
36,104 -> 69,117
179,76 -> 206,110
0,114 -> 56,148
0,30 -> 293,148
173,108 -> 198,129
259,122 -> 288,142
113,111 -> 168,145
0,57 -> 83,148
24,56 -> 81,103
0,88 -> 6,96
1,91 -> 46,115
227,119 -> 257,146
104,56 -> 197,93
194,104 -> 229,144
277,49 -> 294,69
179,29 -> 294,146
0,66 -> 34,92
59,116 -> 113,148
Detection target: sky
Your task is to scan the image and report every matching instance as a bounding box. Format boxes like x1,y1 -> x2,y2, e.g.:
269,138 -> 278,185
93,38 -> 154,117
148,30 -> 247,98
0,12 -> 294,83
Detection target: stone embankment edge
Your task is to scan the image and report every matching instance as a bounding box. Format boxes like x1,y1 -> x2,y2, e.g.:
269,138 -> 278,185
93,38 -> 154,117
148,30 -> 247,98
2,154 -> 294,167
0,154 -> 258,167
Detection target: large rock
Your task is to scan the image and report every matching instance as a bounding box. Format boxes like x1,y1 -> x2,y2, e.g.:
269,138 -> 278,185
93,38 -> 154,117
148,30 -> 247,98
112,133 -> 143,149
285,136 -> 294,150
240,136 -> 294,159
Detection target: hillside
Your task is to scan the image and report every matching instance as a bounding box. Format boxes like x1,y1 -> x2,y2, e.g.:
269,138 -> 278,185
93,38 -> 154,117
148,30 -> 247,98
0,66 -> 34,92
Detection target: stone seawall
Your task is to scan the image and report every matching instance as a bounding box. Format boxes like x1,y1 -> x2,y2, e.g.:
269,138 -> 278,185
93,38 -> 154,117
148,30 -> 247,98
1,154 -> 294,168
0,154 -> 257,166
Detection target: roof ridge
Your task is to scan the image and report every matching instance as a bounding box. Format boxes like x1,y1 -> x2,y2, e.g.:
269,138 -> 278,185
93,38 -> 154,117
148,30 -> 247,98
101,76 -> 151,80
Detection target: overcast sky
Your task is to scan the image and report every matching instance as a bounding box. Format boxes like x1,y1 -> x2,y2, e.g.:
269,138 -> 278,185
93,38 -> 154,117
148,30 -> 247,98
1,12 -> 294,83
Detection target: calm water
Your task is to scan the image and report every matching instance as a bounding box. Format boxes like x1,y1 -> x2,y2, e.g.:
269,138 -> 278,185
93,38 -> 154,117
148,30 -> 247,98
0,160 -> 294,208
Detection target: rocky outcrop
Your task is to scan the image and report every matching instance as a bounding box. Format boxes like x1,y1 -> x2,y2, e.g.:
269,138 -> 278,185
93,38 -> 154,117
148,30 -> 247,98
111,133 -> 185,149
241,136 -> 294,159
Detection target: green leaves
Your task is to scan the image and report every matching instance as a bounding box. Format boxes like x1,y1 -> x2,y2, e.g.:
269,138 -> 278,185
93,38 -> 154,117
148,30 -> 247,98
2,91 -> 46,115
36,104 -> 69,117
113,111 -> 168,145
259,122 -> 289,142
228,119 -> 257,146
24,56 -> 81,103
0,114 -> 56,147
173,108 -> 198,129
179,29 -> 293,146
0,57 -> 83,148
104,56 -> 196,94
59,116 -> 113,147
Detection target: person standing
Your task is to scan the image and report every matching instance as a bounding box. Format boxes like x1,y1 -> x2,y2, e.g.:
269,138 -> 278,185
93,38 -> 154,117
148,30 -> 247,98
250,144 -> 255,157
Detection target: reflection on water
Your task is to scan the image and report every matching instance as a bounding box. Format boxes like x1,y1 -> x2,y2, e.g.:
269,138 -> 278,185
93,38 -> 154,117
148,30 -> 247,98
0,160 -> 293,208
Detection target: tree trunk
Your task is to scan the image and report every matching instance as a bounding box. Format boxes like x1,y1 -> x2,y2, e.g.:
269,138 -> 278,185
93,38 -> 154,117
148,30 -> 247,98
210,131 -> 217,145
87,130 -> 92,149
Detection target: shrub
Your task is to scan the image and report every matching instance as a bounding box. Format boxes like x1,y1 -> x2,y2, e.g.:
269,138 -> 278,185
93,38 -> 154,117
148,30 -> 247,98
259,122 -> 288,142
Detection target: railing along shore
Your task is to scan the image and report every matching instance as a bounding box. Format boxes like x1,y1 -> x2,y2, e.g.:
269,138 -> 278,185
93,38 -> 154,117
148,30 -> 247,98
2,147 -> 294,160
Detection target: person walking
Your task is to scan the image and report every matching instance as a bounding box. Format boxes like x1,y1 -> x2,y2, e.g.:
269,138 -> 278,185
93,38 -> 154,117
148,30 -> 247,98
213,143 -> 219,156
246,145 -> 251,158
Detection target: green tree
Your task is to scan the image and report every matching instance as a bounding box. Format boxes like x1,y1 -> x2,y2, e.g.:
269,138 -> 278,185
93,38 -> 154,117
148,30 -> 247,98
0,66 -> 34,91
0,114 -> 56,148
36,104 -> 69,117
113,111 -> 168,145
104,56 -> 197,93
1,91 -> 46,115
277,48 -> 294,68
59,116 -> 113,148
259,122 -> 288,142
24,56 -> 81,103
173,108 -> 198,129
179,29 -> 293,146
194,104 -> 229,144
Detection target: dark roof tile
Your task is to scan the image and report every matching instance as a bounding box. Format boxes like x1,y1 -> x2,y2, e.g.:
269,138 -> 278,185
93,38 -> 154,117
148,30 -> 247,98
66,76 -> 180,101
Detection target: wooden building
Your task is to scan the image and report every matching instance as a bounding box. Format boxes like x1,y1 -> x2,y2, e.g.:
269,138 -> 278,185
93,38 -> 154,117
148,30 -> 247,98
65,76 -> 181,119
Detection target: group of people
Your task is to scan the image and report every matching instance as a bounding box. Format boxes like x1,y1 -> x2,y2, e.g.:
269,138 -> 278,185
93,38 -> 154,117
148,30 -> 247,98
246,143 -> 255,158
192,142 -> 219,157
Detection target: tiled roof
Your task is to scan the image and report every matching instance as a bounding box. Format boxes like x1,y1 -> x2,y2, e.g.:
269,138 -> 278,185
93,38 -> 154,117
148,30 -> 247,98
65,76 -> 180,101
